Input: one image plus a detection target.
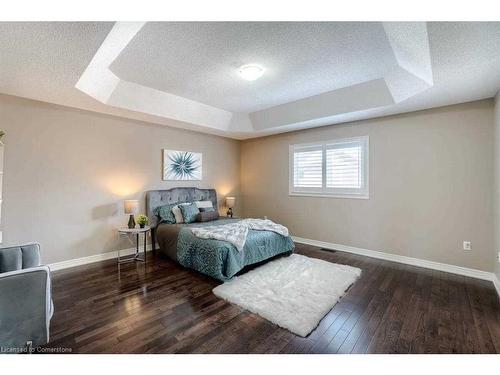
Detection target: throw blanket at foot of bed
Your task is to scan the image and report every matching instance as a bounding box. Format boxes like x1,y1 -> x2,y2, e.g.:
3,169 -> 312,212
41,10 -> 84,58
190,218 -> 289,251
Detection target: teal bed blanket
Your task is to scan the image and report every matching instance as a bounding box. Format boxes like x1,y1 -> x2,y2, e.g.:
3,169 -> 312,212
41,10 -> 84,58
159,218 -> 294,282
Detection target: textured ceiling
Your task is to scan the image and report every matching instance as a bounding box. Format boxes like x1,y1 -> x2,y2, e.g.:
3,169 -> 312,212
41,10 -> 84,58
0,22 -> 113,107
0,22 -> 499,139
110,22 -> 396,113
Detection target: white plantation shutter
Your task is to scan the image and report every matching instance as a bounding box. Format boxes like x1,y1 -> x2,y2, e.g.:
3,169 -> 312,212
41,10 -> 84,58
326,142 -> 364,189
290,137 -> 368,198
293,147 -> 323,188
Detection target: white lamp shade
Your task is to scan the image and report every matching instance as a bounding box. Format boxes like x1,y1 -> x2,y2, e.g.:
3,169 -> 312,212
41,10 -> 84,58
226,196 -> 236,209
124,200 -> 139,214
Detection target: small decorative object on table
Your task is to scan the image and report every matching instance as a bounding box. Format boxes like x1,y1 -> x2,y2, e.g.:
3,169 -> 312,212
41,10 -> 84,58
124,199 -> 139,228
226,196 -> 235,218
136,214 -> 149,229
117,226 -> 150,264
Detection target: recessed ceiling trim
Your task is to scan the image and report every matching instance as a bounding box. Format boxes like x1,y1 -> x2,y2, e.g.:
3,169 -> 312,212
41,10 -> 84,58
75,22 -> 144,103
383,22 -> 434,86
75,21 -> 245,132
383,22 -> 434,102
107,79 -> 236,131
75,21 -> 434,137
250,78 -> 395,130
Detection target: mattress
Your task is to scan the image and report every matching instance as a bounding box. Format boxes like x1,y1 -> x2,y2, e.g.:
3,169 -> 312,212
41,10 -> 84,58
156,218 -> 295,281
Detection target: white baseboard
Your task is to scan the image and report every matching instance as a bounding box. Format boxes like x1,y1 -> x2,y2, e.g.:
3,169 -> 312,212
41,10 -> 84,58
48,244 -> 154,271
292,236 -> 499,297
47,236 -> 500,298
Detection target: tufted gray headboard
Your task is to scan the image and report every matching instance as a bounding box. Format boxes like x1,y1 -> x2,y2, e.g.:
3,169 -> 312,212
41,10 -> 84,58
146,187 -> 218,228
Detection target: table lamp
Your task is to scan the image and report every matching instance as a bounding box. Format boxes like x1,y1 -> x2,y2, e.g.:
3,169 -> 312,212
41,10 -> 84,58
226,196 -> 235,218
124,200 -> 139,228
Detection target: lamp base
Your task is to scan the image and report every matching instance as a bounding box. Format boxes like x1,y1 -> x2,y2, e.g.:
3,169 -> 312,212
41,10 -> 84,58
128,214 -> 136,229
226,208 -> 233,218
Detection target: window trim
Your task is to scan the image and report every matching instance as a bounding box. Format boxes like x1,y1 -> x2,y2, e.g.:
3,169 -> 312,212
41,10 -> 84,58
289,136 -> 369,199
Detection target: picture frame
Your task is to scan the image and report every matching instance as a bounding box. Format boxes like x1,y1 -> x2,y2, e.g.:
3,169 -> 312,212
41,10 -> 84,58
163,149 -> 202,181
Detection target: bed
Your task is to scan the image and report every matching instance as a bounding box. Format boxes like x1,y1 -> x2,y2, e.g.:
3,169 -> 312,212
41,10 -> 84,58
146,188 -> 294,281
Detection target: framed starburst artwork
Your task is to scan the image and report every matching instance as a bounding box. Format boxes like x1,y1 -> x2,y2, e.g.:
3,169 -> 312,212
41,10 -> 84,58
163,150 -> 202,181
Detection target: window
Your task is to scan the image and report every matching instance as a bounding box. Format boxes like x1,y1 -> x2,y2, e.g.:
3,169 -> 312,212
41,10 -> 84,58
289,136 -> 369,198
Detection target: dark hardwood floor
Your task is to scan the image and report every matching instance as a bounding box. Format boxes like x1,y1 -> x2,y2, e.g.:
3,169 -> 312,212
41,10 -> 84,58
42,243 -> 500,353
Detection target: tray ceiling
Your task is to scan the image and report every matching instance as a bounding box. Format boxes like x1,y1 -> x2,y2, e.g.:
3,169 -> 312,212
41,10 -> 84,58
0,22 -> 499,139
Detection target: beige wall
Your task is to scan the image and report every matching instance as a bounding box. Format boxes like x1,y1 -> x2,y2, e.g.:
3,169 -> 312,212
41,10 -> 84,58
0,93 -> 496,273
494,93 -> 500,280
0,94 -> 240,264
241,100 -> 495,272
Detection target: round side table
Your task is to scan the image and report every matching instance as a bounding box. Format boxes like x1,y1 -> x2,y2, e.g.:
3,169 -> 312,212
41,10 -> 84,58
117,226 -> 150,264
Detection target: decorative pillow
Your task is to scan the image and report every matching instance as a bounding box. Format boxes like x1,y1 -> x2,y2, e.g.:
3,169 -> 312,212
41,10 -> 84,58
179,203 -> 200,224
172,203 -> 190,224
195,200 -> 213,210
197,210 -> 220,222
199,207 -> 216,212
156,204 -> 176,224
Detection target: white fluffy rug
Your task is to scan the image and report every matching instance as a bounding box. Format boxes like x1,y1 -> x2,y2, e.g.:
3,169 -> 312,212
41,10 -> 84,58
213,254 -> 361,337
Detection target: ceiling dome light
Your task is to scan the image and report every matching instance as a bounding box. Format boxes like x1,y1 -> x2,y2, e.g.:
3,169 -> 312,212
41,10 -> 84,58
238,64 -> 264,81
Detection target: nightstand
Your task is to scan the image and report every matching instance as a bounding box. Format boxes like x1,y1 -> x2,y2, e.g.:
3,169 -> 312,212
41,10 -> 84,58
117,226 -> 150,264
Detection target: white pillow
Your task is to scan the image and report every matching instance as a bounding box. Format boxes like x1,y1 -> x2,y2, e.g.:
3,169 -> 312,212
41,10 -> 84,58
195,200 -> 213,209
172,203 -> 190,223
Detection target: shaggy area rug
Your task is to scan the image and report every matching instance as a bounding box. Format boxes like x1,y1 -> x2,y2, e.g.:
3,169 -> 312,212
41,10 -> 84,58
212,254 -> 361,337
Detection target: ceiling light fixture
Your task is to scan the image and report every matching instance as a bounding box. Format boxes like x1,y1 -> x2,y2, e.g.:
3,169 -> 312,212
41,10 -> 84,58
238,64 -> 264,81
